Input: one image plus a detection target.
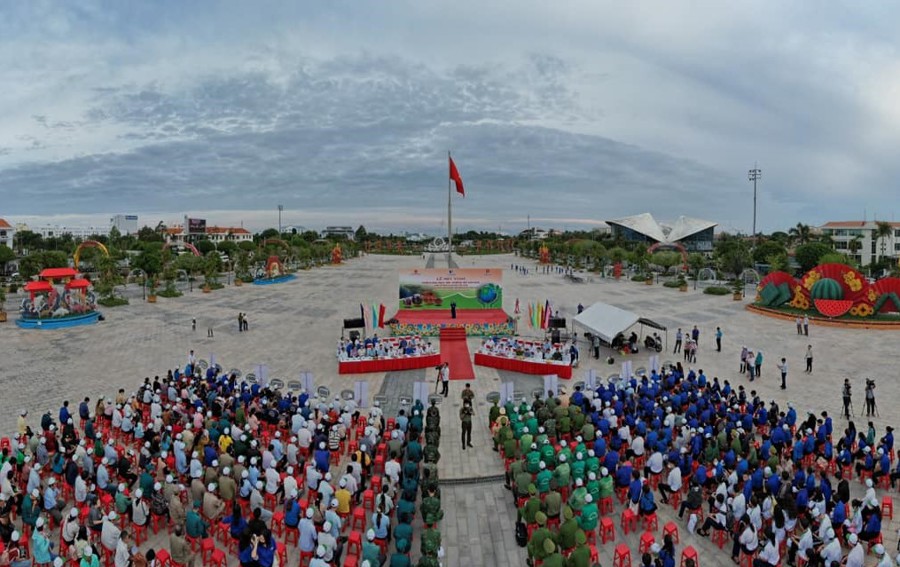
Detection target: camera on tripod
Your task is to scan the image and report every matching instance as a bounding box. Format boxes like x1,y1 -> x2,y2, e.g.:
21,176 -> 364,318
865,378 -> 876,389
842,380 -> 852,398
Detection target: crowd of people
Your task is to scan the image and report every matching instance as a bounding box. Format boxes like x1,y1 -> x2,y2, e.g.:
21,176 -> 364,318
491,364 -> 900,567
0,357 -> 445,567
337,335 -> 436,360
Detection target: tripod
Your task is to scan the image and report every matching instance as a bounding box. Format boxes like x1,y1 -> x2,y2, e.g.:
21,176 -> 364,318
867,399 -> 880,418
841,397 -> 854,418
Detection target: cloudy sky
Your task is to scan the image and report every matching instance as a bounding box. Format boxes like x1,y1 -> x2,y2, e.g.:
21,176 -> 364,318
2,1 -> 899,234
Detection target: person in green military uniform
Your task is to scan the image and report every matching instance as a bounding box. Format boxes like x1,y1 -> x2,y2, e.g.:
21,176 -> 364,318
519,428 -> 534,454
580,419 -> 595,443
520,485 -> 541,523
541,539 -> 565,567
541,421 -> 555,442
420,526 -> 441,557
514,466 -> 534,500
554,454 -> 571,488
543,479 -> 562,522
556,506 -> 580,551
578,493 -> 599,534
566,530 -> 591,567
421,486 -> 443,525
527,512 -> 554,565
459,400 -> 474,450
423,443 -> 440,464
426,399 -> 441,429
570,406 -> 585,433
488,400 -> 500,430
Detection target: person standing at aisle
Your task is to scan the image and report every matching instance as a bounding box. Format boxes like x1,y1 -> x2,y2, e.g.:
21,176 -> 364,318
691,325 -> 700,346
460,399 -> 474,450
805,345 -> 813,373
592,334 -> 600,359
440,363 -> 450,397
803,315 -> 810,336
715,327 -> 723,352
238,313 -> 244,333
673,329 -> 683,354
795,316 -> 802,335
777,358 -> 788,390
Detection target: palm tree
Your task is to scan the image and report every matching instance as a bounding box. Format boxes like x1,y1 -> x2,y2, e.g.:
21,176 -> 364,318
876,221 -> 893,262
789,223 -> 812,246
848,235 -> 863,262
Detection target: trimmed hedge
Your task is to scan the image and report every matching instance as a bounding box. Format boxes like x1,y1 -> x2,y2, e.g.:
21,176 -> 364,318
98,296 -> 129,307
703,286 -> 731,295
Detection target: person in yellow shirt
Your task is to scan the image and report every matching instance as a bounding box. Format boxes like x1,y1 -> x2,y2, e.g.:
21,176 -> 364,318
17,410 -> 28,437
218,432 -> 233,454
335,479 -> 352,515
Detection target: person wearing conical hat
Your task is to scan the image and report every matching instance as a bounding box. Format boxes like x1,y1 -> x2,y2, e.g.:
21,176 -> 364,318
567,530 -> 592,567
541,538 -> 565,567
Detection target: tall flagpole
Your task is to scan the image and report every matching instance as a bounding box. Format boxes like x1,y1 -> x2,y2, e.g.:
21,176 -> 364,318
447,151 -> 452,263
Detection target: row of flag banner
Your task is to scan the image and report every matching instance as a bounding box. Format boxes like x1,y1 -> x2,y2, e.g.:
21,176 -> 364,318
525,299 -> 553,329
360,303 -> 387,330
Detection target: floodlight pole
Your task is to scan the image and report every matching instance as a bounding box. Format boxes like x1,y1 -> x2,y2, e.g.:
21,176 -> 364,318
748,165 -> 762,247
277,205 -> 284,236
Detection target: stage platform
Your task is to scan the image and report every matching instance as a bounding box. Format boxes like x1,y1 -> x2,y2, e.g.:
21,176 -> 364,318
389,308 -> 514,337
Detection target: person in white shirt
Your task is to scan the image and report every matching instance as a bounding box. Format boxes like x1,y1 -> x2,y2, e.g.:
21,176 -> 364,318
646,451 -> 664,478
731,491 -> 747,522
731,519 -> 758,562
844,533 -> 865,567
631,435 -> 645,457
786,517 -> 813,566
818,529 -> 841,567
753,534 -> 779,567
873,543 -> 892,567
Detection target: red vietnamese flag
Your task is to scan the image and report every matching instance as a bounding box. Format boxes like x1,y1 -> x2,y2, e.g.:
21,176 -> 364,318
449,156 -> 465,196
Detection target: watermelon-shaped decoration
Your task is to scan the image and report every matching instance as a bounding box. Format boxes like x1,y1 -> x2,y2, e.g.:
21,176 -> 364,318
814,298 -> 853,317
810,278 -> 844,300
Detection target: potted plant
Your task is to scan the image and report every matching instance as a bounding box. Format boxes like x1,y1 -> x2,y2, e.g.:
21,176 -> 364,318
732,279 -> 744,301
677,274 -> 688,292
645,273 -> 653,285
0,285 -> 7,322
147,279 -> 158,303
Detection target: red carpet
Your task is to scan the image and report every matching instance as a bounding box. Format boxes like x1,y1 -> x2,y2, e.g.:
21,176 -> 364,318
439,327 -> 476,381
393,308 -> 509,326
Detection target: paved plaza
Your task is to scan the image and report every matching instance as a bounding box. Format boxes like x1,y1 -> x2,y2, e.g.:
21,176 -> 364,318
2,252 -> 899,566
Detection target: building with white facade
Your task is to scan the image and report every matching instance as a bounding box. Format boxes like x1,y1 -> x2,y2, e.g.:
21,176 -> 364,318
0,218 -> 15,249
321,226 -> 355,240
607,213 -> 717,252
819,220 -> 900,267
29,224 -> 110,239
110,214 -> 139,235
164,225 -> 253,245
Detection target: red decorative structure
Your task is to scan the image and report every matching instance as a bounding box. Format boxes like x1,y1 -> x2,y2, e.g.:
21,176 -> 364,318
18,268 -> 100,329
332,245 -> 343,264
539,245 -> 550,264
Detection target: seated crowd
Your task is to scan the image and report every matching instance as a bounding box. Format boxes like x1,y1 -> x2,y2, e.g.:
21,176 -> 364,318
0,361 -> 444,567
478,337 -> 575,366
338,336 -> 436,361
491,364 -> 898,567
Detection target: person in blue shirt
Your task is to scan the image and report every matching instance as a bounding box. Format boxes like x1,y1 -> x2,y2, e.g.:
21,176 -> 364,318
859,510 -> 882,542
873,448 -> 892,484
615,462 -> 632,488
628,471 -> 642,506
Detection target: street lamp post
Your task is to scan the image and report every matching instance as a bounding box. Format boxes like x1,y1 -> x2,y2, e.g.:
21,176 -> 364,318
748,165 -> 762,247
278,205 -> 284,236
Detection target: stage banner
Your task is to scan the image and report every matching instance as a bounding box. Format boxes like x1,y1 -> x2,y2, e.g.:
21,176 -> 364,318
398,268 -> 503,310
584,368 -> 597,390
299,371 -> 314,393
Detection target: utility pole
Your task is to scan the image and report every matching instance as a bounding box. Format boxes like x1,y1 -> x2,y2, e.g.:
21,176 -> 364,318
748,165 -> 762,246
277,205 -> 283,235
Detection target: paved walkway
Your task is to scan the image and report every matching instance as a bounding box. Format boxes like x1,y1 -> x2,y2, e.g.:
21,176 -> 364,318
3,252 -> 900,565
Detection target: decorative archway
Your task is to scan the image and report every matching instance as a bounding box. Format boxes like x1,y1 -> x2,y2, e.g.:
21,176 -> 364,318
73,240 -> 110,270
740,268 -> 761,286
646,242 -> 689,270
162,242 -> 201,257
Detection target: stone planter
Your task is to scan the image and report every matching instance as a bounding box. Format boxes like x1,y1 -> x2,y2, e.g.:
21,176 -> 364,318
202,286 -> 211,294
235,279 -> 243,287
645,279 -> 653,285
147,295 -> 157,303
0,311 -> 7,322
733,292 -> 743,301
679,285 -> 688,292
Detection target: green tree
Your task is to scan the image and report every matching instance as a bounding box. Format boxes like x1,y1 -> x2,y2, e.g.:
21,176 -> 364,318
196,239 -> 216,255
650,251 -> 681,275
818,252 -> 855,266
136,226 -> 164,243
630,243 -> 649,272
13,230 -> 43,253
238,240 -> 256,252
848,235 -> 863,260
767,253 -> 791,273
876,221 -> 893,262
204,252 -> 222,286
93,254 -> 124,299
18,251 -> 69,279
608,247 -> 627,265
752,240 -> 787,265
132,249 -> 163,280
714,239 -> 752,278
217,241 -> 237,256
794,242 -> 832,272
0,244 -> 15,273
788,223 -> 812,246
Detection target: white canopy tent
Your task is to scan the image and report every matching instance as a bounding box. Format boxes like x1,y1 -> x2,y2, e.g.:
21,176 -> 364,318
573,302 -> 639,344
573,302 -> 667,349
